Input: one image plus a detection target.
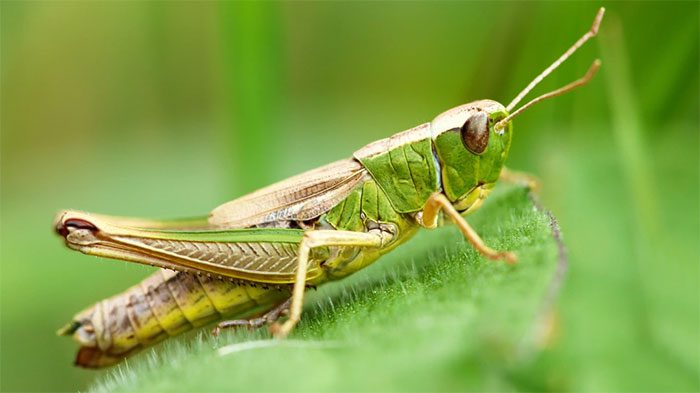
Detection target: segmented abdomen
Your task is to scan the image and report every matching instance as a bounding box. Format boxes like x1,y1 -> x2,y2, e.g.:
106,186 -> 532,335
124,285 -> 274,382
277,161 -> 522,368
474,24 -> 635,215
67,269 -> 289,368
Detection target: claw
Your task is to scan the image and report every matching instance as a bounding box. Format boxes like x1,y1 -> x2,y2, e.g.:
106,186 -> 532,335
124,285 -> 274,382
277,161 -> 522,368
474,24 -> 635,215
269,321 -> 291,339
502,252 -> 518,265
485,250 -> 518,264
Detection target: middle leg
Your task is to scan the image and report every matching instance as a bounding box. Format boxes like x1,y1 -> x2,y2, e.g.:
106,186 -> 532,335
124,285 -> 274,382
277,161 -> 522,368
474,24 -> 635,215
270,229 -> 391,339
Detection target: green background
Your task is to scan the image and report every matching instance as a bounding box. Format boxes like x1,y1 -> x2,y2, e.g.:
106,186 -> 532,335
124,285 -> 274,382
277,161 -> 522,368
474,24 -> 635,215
1,2 -> 697,391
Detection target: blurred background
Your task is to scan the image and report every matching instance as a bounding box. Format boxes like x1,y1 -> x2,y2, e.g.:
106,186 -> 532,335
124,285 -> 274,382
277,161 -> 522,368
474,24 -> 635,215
1,2 -> 697,391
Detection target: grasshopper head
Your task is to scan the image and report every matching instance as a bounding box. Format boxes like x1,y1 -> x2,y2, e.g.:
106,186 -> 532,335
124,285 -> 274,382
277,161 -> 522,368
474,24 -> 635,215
426,8 -> 605,212
430,99 -> 512,211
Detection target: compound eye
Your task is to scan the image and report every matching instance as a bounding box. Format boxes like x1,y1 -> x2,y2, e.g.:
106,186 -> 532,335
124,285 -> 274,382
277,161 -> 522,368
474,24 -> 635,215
461,112 -> 490,155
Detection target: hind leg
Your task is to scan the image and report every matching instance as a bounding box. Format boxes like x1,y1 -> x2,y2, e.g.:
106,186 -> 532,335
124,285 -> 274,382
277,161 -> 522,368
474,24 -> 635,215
212,298 -> 291,336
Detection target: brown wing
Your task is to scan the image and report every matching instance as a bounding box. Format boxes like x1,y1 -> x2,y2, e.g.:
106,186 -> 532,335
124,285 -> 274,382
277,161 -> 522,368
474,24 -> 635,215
209,158 -> 367,228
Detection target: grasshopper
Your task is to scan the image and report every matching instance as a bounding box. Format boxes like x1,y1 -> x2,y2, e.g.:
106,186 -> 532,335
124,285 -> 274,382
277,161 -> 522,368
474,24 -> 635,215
55,8 -> 604,368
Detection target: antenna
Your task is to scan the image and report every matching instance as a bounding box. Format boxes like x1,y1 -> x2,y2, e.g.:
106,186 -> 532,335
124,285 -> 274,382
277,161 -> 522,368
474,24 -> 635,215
505,7 -> 605,112
495,59 -> 601,131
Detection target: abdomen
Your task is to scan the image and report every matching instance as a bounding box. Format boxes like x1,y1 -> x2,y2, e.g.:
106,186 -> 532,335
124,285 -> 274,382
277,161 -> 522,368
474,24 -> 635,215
59,269 -> 289,368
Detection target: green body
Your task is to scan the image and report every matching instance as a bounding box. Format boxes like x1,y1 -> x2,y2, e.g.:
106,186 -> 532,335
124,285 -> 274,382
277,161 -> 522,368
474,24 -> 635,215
54,5 -> 606,370
59,100 -> 513,368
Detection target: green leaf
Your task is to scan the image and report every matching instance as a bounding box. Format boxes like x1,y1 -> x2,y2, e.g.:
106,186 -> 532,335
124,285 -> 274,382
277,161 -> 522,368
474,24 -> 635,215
90,185 -> 565,392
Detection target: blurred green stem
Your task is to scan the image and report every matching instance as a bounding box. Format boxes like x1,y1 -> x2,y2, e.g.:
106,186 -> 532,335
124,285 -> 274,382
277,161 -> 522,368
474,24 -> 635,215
220,3 -> 284,194
599,12 -> 664,352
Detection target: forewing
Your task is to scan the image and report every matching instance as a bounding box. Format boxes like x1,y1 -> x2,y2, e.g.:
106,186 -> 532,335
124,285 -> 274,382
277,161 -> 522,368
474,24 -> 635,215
209,159 -> 367,227
59,159 -> 367,284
